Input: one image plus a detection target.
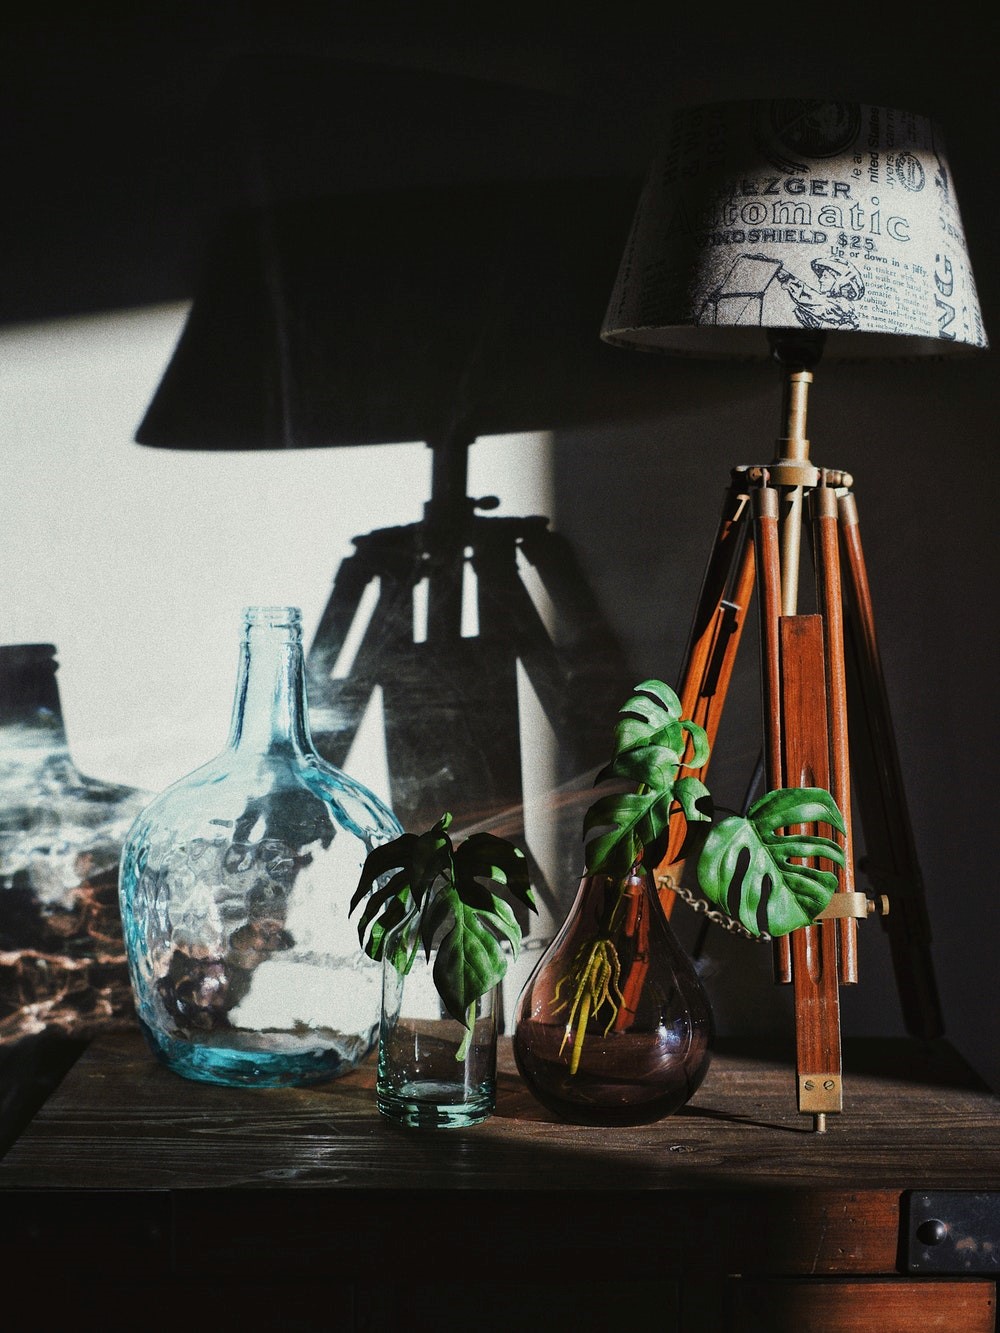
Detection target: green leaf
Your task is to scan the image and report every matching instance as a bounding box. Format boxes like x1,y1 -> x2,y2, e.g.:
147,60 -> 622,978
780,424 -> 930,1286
612,714 -> 684,760
612,681 -> 710,770
583,791 -> 656,876
350,812 -> 536,1026
672,776 -> 713,824
423,889 -> 525,1023
432,900 -> 511,1024
583,786 -> 697,876
351,817 -> 452,959
453,832 -> 533,911
582,679 -> 715,876
695,787 -> 846,936
349,836 -> 418,915
625,678 -> 685,717
746,786 -> 845,836
353,869 -> 413,960
597,742 -> 686,791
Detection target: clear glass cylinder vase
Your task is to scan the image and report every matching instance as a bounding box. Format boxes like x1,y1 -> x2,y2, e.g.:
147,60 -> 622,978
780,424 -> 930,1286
512,862 -> 714,1125
118,606 -> 402,1088
376,913 -> 498,1130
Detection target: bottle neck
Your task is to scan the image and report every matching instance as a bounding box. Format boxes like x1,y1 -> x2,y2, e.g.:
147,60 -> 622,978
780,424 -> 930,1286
0,643 -> 70,747
226,608 -> 314,756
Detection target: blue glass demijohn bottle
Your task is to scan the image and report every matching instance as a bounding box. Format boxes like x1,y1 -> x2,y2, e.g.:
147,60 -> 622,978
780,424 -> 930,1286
118,606 -> 402,1087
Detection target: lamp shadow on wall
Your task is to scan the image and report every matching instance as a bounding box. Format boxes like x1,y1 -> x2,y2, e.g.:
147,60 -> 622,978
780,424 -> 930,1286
133,178 -> 677,926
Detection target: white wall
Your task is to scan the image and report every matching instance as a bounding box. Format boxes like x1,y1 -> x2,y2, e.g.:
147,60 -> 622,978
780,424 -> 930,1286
1,303 -> 554,807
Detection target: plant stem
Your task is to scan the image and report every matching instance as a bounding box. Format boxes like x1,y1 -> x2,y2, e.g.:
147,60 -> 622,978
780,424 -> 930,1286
455,1001 -> 475,1061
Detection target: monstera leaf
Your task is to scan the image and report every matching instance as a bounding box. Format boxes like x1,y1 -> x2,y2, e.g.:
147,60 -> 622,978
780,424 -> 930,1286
349,816 -> 452,966
696,787 -> 846,937
351,812 -> 535,1025
583,679 -> 711,876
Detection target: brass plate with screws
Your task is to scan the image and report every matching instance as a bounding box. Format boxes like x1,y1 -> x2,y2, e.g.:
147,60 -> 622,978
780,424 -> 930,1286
798,1073 -> 843,1113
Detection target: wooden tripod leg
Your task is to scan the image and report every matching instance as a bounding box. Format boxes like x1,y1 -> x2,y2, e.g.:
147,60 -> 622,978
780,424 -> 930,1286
811,485 -> 859,984
655,477 -> 755,912
752,486 -> 790,982
755,484 -> 842,1128
838,494 -> 945,1039
782,616 -> 844,1129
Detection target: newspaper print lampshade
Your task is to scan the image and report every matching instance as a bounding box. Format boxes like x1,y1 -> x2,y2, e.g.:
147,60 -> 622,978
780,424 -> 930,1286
601,100 -> 988,359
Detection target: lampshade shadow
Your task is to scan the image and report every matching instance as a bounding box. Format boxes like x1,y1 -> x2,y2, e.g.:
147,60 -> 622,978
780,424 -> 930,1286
135,177 -> 679,451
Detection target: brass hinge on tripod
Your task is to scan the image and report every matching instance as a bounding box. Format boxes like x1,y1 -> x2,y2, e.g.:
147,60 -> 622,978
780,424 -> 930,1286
815,892 -> 890,921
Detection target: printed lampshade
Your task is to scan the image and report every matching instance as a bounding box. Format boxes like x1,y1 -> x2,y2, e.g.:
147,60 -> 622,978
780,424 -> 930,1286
601,99 -> 988,359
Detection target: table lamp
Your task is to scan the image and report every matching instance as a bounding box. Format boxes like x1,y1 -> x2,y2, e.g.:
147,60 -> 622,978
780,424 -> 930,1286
600,98 -> 988,1128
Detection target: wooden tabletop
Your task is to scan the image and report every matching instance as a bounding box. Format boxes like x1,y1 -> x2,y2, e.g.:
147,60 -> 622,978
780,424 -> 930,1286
2,1029 -> 996,1284
2,1028 -> 997,1193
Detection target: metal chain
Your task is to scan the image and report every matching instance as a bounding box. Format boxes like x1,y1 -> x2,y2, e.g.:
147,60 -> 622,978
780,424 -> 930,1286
656,873 -> 772,942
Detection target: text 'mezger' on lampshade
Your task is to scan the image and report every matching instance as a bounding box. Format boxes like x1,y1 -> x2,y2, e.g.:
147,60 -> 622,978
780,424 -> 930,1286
601,100 -> 988,359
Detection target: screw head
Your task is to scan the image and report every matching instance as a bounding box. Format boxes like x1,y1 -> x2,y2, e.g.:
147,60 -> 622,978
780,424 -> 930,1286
916,1218 -> 949,1246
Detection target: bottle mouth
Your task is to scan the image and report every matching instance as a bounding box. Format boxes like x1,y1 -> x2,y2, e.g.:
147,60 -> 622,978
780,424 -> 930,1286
242,606 -> 303,630
0,644 -> 59,667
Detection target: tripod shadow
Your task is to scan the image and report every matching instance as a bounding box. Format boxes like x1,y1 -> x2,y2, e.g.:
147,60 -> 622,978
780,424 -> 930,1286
305,490 -> 631,923
135,176 -> 671,933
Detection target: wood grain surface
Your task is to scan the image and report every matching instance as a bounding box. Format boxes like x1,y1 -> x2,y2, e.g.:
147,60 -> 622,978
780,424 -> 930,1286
1,1030 -> 995,1195
1,1031 -> 996,1327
